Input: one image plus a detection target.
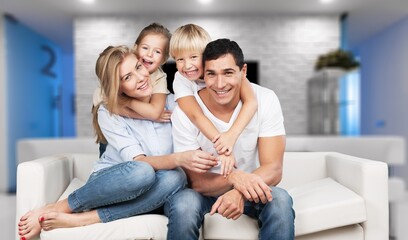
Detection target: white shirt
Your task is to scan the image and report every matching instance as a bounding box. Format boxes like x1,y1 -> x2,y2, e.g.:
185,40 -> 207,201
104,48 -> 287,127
171,83 -> 285,174
173,71 -> 206,101
94,94 -> 176,172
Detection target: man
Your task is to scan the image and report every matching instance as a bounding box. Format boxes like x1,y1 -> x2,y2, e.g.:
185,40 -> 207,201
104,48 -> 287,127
165,38 -> 295,240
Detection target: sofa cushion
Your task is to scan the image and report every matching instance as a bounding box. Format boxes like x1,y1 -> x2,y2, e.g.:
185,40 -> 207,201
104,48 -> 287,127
58,178 -> 85,201
204,177 -> 367,239
46,178 -> 177,240
290,177 -> 366,236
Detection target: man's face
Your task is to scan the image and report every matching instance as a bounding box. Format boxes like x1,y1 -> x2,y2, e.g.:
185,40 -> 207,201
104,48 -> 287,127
203,53 -> 246,106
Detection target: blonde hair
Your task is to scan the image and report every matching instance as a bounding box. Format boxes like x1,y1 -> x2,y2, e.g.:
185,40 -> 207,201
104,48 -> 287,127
93,45 -> 135,143
169,24 -> 211,59
135,22 -> 172,64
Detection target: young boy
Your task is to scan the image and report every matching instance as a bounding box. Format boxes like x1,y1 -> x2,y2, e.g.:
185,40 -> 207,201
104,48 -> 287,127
170,24 -> 258,176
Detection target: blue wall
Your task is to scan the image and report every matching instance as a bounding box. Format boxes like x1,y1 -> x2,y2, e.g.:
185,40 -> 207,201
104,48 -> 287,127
4,15 -> 75,192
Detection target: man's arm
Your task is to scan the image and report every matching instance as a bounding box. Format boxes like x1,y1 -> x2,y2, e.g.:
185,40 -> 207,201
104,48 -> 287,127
185,168 -> 232,197
188,135 -> 285,198
221,135 -> 285,203
253,135 -> 285,186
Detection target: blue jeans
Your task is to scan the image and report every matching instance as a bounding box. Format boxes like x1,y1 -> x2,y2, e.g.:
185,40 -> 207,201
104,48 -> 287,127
164,187 -> 295,240
68,161 -> 187,222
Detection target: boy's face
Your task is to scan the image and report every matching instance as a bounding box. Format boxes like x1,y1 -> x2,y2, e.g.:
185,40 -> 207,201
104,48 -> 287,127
174,50 -> 203,81
204,53 -> 246,107
135,34 -> 167,74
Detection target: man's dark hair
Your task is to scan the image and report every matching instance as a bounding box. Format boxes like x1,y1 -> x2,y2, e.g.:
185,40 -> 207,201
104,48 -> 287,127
202,38 -> 245,70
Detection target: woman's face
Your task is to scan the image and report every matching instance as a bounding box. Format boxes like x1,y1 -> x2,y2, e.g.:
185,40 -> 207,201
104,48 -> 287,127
119,53 -> 152,100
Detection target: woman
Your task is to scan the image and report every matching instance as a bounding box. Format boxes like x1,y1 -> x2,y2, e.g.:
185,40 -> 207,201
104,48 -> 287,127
18,45 -> 218,240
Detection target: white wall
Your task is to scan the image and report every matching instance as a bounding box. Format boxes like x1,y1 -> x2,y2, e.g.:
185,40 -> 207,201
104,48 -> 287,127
358,16 -> 408,184
74,15 -> 339,137
0,14 -> 8,192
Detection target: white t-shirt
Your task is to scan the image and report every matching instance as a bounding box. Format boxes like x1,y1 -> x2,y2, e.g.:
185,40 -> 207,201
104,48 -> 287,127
171,83 -> 285,174
173,71 -> 206,101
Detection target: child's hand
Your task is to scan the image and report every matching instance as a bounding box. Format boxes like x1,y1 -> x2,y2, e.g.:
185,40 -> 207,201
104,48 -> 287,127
212,131 -> 238,156
157,110 -> 172,123
218,153 -> 237,177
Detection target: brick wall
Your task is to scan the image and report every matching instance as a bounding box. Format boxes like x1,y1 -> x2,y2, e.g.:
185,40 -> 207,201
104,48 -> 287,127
75,15 -> 339,137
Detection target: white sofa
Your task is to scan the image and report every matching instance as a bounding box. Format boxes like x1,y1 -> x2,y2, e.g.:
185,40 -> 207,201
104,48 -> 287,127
285,135 -> 407,240
16,150 -> 388,240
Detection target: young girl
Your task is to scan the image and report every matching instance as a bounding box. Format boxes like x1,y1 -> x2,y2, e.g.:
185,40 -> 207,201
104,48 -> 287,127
93,22 -> 171,122
170,24 -> 258,176
18,46 -> 218,240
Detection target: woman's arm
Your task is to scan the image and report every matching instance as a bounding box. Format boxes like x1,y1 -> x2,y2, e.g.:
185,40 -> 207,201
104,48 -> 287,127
134,149 -> 218,172
177,96 -> 220,141
213,77 -> 258,154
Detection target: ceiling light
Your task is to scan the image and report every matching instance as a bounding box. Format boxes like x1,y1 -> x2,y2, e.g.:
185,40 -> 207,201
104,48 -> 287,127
320,0 -> 334,4
198,0 -> 212,4
80,0 -> 95,4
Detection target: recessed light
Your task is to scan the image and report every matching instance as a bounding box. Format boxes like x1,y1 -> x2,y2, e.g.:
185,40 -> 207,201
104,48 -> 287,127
320,0 -> 334,4
198,0 -> 212,4
80,0 -> 95,4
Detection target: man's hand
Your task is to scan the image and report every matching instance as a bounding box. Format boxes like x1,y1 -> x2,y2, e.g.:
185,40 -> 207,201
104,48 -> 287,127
210,189 -> 244,220
175,150 -> 218,173
228,170 -> 272,204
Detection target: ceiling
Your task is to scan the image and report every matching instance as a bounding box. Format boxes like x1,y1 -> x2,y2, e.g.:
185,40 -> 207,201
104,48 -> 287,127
0,0 -> 407,53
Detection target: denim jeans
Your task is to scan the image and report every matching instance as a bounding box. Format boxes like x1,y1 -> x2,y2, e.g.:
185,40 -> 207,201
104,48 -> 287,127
68,161 -> 187,222
164,187 -> 295,240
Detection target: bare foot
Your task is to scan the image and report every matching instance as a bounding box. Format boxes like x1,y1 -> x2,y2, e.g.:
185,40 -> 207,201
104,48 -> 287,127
40,210 -> 101,231
18,199 -> 71,239
18,209 -> 45,240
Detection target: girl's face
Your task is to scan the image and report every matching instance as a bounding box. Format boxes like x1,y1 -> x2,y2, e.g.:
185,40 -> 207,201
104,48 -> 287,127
174,50 -> 203,81
135,34 -> 167,74
119,53 -> 152,100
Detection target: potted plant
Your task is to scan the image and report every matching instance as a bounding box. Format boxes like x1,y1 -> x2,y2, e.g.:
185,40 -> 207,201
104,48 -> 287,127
315,49 -> 360,71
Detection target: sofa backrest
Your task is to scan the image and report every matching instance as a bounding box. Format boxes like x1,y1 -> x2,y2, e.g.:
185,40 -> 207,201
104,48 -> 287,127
286,136 -> 405,165
17,137 -> 99,164
72,153 -> 99,181
278,152 -> 327,190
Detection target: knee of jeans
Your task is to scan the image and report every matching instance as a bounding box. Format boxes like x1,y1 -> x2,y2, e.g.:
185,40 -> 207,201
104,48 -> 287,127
269,187 -> 294,213
169,189 -> 202,217
163,168 -> 187,189
125,161 -> 156,187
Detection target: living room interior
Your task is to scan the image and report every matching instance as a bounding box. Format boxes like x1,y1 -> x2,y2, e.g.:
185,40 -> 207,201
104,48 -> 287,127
1,0 -> 408,239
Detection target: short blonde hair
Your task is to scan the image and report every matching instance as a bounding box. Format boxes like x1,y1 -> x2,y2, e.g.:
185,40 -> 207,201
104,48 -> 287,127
169,24 -> 211,59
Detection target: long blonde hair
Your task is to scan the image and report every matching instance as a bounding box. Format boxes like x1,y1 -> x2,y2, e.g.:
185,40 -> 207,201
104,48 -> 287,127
92,45 -> 135,143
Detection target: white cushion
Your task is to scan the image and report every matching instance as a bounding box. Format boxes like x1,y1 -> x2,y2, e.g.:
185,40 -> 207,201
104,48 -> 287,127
204,177 -> 367,239
43,178 -> 171,240
204,213 -> 258,240
290,177 -> 366,236
58,178 -> 85,201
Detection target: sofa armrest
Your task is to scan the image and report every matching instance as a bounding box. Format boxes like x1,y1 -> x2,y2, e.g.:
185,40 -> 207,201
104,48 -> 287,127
326,152 -> 389,240
15,155 -> 74,234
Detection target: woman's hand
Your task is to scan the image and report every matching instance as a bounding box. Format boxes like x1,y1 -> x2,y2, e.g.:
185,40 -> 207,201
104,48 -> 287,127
175,150 -> 218,173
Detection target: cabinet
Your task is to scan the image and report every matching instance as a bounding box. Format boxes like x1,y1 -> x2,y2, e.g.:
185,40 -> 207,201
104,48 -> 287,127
307,68 -> 345,135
